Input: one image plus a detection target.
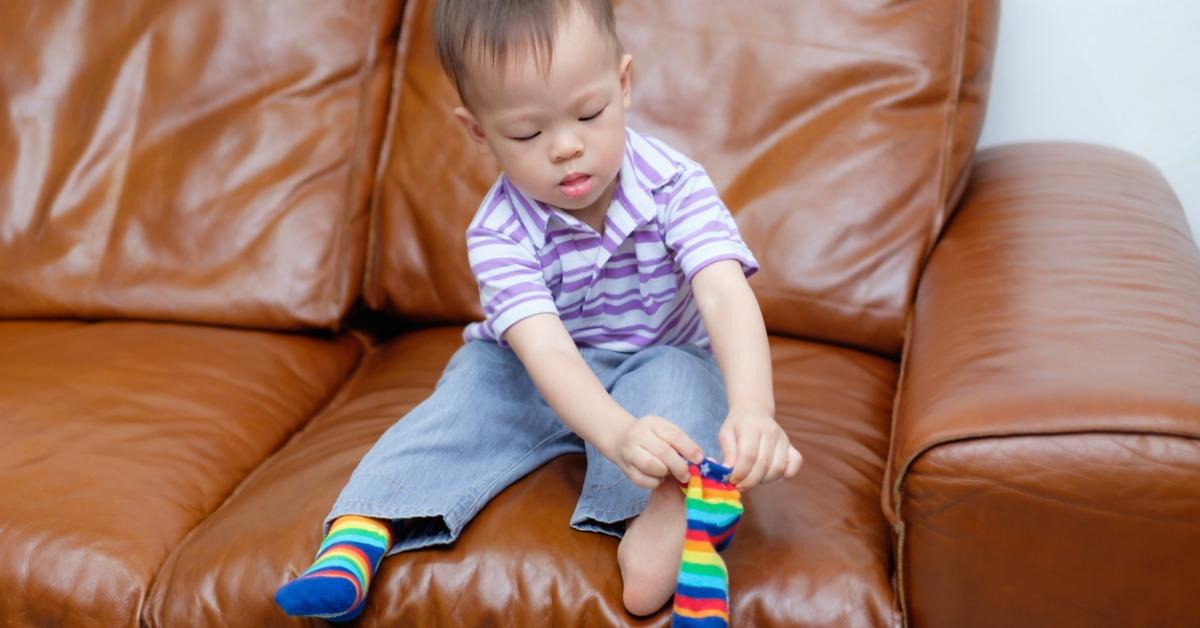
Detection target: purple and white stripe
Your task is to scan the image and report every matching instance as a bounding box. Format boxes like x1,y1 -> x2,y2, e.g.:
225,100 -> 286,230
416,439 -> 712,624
463,127 -> 759,353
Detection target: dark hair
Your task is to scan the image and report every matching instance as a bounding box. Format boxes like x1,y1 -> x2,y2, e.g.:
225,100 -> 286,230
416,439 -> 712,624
434,0 -> 623,104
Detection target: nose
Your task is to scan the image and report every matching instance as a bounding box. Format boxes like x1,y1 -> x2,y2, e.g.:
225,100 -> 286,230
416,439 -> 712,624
550,130 -> 584,163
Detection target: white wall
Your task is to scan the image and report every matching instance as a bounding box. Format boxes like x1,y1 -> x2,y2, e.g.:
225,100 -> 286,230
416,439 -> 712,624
978,0 -> 1200,244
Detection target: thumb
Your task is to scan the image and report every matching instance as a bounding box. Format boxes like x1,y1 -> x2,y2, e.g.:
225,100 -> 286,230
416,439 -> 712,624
718,424 -> 737,468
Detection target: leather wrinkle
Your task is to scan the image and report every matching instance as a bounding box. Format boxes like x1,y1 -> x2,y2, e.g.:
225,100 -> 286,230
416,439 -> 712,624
94,34 -> 153,311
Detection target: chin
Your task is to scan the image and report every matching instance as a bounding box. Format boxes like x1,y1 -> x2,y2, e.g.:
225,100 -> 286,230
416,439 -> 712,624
556,195 -> 597,211
549,185 -> 607,212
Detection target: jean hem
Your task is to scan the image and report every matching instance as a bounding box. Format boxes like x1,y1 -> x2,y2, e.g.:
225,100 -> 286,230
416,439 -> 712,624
570,497 -> 650,539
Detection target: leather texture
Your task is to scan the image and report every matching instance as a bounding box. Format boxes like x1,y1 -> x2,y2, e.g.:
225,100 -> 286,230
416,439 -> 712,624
143,326 -> 901,627
3,1 -> 1197,626
0,321 -> 363,627
0,0 -> 404,329
364,0 -> 999,358
886,143 -> 1200,627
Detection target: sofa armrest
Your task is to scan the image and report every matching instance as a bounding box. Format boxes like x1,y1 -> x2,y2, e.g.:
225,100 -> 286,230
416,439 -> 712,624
885,142 -> 1200,627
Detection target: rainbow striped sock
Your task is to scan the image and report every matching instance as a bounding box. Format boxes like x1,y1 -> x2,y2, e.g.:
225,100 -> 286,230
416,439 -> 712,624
672,458 -> 744,628
274,515 -> 394,622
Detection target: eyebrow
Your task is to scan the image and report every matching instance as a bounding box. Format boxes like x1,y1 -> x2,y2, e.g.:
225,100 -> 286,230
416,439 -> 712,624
568,86 -> 608,110
492,85 -> 609,125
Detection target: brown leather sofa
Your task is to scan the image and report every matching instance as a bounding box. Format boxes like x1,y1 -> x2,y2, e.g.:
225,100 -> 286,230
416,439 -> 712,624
3,1 -> 1198,626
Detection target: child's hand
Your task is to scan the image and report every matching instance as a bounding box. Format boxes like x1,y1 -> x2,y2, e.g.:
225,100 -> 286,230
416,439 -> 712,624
719,409 -> 803,490
614,415 -> 705,489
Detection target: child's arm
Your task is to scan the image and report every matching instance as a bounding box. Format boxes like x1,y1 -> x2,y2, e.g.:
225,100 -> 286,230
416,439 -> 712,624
504,313 -> 704,487
691,259 -> 804,490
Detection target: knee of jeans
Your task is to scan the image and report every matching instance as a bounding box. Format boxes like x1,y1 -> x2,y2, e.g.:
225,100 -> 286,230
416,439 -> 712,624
621,347 -> 726,437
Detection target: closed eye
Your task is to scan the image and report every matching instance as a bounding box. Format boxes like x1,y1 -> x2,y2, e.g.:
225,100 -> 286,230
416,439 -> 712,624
509,131 -> 541,142
579,106 -> 606,122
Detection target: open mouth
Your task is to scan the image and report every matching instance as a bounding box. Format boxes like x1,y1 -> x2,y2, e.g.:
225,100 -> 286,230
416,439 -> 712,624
559,173 -> 592,199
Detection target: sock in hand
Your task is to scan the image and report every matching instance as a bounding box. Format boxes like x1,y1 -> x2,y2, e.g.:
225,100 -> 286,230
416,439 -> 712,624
274,515 -> 394,622
672,458 -> 744,628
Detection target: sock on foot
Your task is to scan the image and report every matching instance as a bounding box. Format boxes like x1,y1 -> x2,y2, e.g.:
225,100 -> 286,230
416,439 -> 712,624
671,458 -> 744,628
275,515 -> 394,622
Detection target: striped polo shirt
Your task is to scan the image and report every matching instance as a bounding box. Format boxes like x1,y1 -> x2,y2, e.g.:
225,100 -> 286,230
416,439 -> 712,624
463,127 -> 759,353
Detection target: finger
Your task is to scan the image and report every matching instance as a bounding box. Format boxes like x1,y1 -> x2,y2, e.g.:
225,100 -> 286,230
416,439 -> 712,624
651,420 -> 703,464
718,424 -> 737,467
739,434 -> 773,490
785,446 -> 804,478
730,425 -> 760,485
627,465 -> 661,490
649,438 -> 692,483
634,446 -> 669,479
763,435 -> 790,484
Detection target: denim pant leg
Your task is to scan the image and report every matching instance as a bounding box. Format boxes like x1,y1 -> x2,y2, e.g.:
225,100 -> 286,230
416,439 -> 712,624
324,339 -> 582,556
571,343 -> 728,538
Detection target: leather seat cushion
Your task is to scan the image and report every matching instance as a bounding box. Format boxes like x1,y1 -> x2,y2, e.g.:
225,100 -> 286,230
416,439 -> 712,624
0,321 -> 362,627
145,327 -> 899,626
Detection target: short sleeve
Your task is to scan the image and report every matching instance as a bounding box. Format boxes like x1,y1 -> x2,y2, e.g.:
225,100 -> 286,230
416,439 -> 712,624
662,168 -> 760,283
466,225 -> 559,345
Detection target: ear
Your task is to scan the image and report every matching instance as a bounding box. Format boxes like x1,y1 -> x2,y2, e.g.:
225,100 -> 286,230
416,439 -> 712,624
618,53 -> 633,108
453,106 -> 492,155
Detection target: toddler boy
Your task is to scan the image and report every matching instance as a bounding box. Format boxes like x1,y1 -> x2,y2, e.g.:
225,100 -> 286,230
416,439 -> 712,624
275,0 -> 802,621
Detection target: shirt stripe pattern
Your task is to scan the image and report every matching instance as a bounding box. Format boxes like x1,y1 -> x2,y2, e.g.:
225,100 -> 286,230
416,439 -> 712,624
463,127 -> 759,353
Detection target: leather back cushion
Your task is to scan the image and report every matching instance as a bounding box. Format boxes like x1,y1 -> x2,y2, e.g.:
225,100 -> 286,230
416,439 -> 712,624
365,0 -> 997,357
0,0 -> 402,329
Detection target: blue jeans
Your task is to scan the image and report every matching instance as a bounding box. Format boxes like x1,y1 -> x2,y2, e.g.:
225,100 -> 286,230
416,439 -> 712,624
324,338 -> 728,557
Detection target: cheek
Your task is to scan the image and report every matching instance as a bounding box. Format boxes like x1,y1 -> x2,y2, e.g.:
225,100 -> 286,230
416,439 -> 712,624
494,143 -> 531,170
600,123 -> 626,171
508,149 -> 549,188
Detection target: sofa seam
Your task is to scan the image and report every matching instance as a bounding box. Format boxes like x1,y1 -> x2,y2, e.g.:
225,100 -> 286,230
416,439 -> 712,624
929,0 -> 970,266
894,1 -> 970,624
139,333 -> 374,627
232,334 -> 376,498
884,292 -> 916,628
362,0 -> 418,311
328,0 -> 385,330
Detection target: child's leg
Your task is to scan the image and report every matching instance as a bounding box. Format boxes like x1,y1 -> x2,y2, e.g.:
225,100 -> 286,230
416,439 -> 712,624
617,475 -> 689,615
570,344 -> 731,617
275,339 -> 583,621
274,515 -> 395,621
616,459 -> 744,623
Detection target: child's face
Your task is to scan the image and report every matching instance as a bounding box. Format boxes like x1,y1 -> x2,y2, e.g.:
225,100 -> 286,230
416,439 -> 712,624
454,10 -> 633,216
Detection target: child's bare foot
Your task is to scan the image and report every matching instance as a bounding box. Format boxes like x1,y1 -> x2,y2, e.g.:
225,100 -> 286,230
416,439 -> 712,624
617,478 -> 686,615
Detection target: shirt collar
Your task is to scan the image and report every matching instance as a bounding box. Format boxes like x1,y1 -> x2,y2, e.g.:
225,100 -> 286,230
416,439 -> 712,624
505,127 -> 683,249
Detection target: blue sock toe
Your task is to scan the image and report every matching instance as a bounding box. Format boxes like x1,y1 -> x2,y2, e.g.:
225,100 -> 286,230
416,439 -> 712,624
275,574 -> 359,618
